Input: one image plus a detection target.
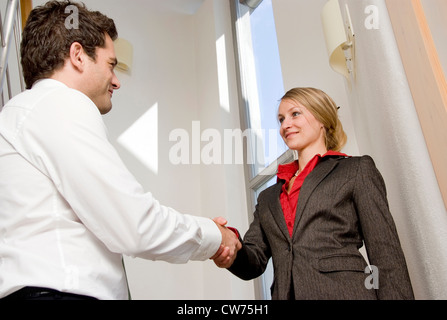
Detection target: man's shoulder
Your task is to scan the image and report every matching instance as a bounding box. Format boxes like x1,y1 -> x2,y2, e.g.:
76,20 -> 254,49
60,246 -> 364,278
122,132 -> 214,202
32,79 -> 91,104
5,79 -> 89,109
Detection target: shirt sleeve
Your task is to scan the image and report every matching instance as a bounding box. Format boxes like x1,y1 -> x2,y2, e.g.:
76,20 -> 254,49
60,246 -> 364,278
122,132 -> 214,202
16,87 -> 221,263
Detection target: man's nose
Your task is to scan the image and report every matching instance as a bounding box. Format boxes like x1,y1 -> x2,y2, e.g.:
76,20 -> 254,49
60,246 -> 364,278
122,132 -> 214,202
112,74 -> 121,90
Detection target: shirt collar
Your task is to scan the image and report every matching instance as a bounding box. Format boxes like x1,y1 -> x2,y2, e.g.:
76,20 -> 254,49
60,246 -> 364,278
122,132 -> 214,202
31,78 -> 68,90
277,150 -> 349,182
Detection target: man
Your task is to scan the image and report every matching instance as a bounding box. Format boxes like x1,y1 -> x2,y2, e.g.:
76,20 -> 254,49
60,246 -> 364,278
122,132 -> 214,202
0,0 -> 239,300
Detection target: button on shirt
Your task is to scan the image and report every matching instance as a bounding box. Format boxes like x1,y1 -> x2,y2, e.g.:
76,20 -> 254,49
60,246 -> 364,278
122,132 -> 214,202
0,79 -> 221,299
277,151 -> 348,237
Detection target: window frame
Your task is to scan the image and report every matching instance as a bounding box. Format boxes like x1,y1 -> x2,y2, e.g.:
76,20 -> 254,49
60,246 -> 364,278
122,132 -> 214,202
230,0 -> 295,299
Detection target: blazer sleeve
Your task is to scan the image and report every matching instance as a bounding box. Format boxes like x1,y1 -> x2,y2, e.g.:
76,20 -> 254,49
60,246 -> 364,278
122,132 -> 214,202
354,156 -> 414,300
228,201 -> 272,281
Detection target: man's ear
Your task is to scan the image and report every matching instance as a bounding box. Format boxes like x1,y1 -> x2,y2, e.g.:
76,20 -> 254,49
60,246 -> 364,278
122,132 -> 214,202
69,42 -> 86,72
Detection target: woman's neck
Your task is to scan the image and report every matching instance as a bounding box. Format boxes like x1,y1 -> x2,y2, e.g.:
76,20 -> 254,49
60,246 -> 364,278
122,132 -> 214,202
297,146 -> 328,171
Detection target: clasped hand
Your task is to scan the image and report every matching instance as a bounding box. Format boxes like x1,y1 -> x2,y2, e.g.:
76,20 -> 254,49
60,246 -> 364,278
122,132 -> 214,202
210,217 -> 241,268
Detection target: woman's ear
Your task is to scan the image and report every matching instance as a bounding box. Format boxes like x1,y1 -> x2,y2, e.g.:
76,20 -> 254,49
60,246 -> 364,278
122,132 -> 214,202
69,42 -> 86,72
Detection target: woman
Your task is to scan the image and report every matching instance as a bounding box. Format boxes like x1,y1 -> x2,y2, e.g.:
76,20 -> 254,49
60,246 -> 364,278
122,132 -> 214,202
218,87 -> 414,300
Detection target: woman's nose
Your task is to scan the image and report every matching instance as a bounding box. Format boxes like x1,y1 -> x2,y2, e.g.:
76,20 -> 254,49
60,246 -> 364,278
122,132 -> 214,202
281,117 -> 292,129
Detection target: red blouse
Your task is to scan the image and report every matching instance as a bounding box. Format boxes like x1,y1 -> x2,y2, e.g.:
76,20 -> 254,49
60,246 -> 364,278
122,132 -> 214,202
277,151 -> 348,237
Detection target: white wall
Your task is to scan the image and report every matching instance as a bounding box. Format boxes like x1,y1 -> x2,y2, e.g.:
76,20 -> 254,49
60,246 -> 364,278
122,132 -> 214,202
194,0 -> 255,300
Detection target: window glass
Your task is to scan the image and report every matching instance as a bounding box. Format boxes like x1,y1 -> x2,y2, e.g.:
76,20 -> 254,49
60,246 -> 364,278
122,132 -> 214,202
235,0 -> 287,178
233,0 -> 292,299
249,0 -> 287,170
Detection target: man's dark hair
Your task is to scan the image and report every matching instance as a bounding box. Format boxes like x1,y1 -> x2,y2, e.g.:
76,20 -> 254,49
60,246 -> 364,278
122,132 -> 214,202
21,0 -> 118,89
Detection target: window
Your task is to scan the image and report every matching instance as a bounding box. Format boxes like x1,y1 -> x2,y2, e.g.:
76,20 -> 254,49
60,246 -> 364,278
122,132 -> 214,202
231,0 -> 294,299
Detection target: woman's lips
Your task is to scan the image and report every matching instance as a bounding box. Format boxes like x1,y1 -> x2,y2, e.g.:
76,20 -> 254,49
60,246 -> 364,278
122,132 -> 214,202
285,132 -> 298,139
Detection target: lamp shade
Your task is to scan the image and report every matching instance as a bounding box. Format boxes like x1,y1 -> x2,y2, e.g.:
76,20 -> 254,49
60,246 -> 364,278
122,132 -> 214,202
321,0 -> 352,80
240,0 -> 263,9
114,38 -> 133,71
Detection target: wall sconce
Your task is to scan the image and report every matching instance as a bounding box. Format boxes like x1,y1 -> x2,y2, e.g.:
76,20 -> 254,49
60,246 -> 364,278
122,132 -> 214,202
114,38 -> 133,72
321,0 -> 355,84
239,0 -> 263,10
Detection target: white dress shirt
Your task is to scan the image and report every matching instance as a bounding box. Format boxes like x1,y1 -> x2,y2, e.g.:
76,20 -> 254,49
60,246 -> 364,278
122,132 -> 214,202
0,79 -> 221,300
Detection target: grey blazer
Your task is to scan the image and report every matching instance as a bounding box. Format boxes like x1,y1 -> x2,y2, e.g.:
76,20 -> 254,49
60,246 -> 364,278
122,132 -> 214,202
229,155 -> 414,300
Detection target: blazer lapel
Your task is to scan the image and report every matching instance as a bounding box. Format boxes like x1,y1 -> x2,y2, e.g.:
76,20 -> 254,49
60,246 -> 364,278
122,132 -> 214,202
292,157 -> 340,237
267,181 -> 291,242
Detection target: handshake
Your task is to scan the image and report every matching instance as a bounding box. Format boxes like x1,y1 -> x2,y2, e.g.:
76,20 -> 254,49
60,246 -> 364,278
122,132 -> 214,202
211,217 -> 242,269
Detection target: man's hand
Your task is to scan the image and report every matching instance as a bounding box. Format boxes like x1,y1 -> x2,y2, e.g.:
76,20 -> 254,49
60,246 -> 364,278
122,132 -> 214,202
210,217 -> 241,268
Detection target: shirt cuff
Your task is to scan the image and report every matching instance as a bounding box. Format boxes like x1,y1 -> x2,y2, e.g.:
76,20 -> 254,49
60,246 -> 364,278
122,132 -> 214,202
190,216 -> 222,261
227,227 -> 240,239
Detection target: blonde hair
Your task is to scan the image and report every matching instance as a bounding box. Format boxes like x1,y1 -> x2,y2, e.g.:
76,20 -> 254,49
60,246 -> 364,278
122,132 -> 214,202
281,87 -> 347,152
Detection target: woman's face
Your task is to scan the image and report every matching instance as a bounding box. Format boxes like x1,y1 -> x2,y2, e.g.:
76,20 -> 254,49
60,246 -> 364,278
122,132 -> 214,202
278,99 -> 326,152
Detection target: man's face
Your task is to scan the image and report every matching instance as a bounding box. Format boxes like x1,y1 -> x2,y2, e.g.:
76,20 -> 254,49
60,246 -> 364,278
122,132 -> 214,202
83,34 -> 121,114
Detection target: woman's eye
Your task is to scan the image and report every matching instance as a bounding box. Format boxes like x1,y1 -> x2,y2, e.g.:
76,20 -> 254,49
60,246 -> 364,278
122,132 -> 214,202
292,112 -> 300,117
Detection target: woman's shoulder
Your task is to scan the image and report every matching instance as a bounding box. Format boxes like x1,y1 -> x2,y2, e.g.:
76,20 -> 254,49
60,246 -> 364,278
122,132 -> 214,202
337,154 -> 375,165
331,154 -> 379,174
